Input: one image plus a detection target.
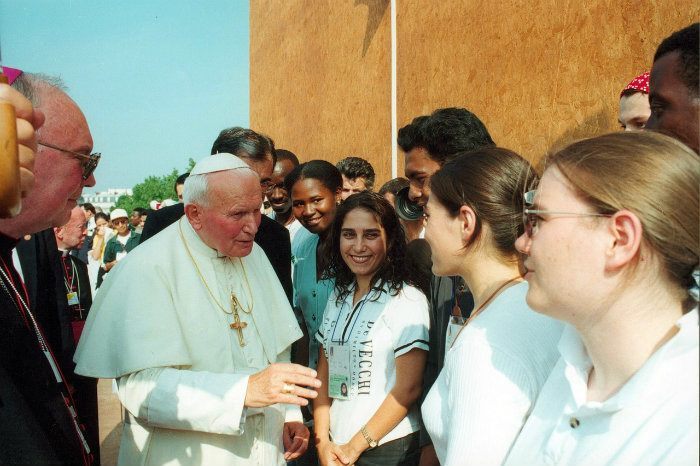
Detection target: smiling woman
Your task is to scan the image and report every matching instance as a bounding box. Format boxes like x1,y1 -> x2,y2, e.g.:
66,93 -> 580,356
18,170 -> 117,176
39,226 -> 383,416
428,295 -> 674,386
314,191 -> 429,466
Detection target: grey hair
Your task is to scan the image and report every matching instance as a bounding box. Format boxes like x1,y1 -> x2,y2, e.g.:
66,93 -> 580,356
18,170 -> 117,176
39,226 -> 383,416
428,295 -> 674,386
11,72 -> 68,106
182,173 -> 210,207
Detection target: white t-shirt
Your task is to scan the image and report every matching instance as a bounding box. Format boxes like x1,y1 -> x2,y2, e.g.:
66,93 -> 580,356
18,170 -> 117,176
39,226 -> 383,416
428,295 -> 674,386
316,283 -> 429,446
421,281 -> 563,466
504,309 -> 699,466
115,232 -> 131,262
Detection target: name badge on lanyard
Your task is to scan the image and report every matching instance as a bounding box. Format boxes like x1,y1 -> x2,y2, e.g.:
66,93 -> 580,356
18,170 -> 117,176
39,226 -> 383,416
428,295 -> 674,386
328,343 -> 351,400
445,315 -> 466,354
66,291 -> 80,306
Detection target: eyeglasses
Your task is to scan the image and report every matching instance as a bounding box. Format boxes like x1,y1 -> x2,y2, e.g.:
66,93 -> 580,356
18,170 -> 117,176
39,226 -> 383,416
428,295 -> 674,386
523,209 -> 612,237
263,182 -> 286,194
38,141 -> 101,181
111,218 -> 128,225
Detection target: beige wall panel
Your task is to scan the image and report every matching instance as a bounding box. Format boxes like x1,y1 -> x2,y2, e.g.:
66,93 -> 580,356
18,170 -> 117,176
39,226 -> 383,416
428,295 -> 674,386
251,0 -> 394,184
252,1 -> 697,184
398,0 -> 699,167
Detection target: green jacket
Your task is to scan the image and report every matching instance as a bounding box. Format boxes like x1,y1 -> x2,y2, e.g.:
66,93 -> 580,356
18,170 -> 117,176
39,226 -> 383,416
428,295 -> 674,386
103,232 -> 141,264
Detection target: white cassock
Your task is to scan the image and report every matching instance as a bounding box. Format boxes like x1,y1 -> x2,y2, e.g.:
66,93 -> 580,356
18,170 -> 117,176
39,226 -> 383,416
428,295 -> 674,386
74,218 -> 303,466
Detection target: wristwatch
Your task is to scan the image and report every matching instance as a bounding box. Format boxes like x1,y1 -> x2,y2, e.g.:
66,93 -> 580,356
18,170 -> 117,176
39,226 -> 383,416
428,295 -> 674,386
360,425 -> 378,449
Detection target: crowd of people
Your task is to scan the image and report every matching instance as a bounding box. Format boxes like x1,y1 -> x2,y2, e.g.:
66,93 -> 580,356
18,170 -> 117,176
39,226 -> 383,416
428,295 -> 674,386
0,21 -> 697,466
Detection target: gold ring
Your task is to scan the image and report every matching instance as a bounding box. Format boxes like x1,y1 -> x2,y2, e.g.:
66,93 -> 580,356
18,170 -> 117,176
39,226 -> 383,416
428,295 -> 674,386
282,383 -> 295,394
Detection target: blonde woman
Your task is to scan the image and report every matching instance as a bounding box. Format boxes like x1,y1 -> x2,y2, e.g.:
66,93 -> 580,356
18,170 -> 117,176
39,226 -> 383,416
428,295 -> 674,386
506,132 -> 699,465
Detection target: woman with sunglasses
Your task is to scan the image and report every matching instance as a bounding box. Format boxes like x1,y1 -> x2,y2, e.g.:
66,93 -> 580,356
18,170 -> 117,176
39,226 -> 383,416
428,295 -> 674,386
505,132 -> 698,465
314,192 -> 429,466
420,147 -> 563,465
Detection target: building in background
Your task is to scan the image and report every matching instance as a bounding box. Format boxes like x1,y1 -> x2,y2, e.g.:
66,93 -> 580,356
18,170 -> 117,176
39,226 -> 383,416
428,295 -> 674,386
80,189 -> 132,212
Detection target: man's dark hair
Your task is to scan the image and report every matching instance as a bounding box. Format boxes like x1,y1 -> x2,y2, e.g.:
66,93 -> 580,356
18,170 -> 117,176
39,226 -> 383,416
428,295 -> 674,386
211,127 -> 277,166
397,115 -> 429,153
419,108 -> 495,165
275,149 -> 300,166
654,23 -> 699,98
175,172 -> 190,187
132,207 -> 147,217
378,177 -> 409,197
81,202 -> 96,215
336,156 -> 376,190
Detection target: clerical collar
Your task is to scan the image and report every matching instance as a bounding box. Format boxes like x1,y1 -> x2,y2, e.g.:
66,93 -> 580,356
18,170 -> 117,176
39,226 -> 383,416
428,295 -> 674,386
178,217 -> 223,259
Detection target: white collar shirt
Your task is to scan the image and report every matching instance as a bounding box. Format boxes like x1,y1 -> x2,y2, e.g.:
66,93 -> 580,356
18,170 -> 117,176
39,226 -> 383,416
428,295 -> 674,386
505,309 -> 699,466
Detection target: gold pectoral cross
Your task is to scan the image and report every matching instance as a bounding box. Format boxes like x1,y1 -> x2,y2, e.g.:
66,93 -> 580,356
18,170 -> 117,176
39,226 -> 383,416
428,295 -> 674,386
229,293 -> 247,346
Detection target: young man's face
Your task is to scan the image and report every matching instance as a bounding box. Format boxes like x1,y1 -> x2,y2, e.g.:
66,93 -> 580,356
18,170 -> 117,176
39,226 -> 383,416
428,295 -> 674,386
646,51 -> 700,153
340,175 -> 368,201
130,211 -> 142,227
267,159 -> 296,213
404,147 -> 441,206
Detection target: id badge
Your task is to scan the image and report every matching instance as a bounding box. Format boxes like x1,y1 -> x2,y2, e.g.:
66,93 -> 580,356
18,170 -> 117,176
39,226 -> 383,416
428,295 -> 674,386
66,291 -> 80,306
445,315 -> 466,353
328,343 -> 351,400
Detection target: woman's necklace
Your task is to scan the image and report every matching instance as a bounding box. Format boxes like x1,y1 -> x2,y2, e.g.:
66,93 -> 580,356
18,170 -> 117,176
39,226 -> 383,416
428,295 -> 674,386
179,220 -> 254,346
451,276 -> 522,348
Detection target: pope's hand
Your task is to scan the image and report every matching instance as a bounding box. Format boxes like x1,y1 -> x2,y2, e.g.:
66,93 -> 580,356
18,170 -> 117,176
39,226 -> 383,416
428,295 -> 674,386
244,362 -> 321,408
282,421 -> 309,460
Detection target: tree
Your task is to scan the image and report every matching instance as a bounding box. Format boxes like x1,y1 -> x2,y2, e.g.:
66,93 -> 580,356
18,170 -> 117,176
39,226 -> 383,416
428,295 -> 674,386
115,168 -> 180,211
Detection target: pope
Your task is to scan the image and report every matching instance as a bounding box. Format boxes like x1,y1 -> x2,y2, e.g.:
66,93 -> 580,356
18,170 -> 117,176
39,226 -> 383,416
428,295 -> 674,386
75,153 -> 321,466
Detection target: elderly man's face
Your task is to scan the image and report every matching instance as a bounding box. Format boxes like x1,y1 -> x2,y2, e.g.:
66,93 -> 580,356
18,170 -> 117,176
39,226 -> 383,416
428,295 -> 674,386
56,206 -> 88,250
646,51 -> 700,153
189,170 -> 262,257
27,85 -> 95,230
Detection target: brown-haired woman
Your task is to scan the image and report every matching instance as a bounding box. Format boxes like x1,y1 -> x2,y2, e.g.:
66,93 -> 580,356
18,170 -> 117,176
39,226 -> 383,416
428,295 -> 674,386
420,147 -> 563,465
505,131 -> 699,465
314,192 -> 429,466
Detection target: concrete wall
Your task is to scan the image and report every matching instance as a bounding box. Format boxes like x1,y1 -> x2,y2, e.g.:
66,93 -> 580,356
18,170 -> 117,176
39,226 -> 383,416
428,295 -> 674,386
251,1 -> 698,185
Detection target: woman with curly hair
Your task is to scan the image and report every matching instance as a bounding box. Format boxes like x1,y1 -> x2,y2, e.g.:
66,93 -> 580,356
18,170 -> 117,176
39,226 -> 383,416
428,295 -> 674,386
313,192 -> 429,466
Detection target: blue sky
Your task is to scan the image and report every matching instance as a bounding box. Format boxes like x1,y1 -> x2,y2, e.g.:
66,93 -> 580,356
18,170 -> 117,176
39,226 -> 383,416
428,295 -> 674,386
0,0 -> 249,193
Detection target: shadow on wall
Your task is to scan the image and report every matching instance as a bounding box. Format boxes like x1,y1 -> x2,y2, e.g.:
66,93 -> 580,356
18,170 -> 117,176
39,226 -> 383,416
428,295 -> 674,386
538,109 -> 610,170
356,0 -> 389,57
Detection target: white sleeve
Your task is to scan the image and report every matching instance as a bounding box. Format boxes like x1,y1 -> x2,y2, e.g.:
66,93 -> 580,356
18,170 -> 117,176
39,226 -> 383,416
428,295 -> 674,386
276,345 -> 304,424
385,287 -> 430,357
117,367 -> 249,436
442,340 -> 535,466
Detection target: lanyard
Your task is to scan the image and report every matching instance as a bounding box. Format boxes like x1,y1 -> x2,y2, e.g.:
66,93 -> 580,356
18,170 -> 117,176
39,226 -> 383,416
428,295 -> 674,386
450,277 -> 521,349
0,255 -> 93,464
62,255 -> 76,291
330,293 -> 370,345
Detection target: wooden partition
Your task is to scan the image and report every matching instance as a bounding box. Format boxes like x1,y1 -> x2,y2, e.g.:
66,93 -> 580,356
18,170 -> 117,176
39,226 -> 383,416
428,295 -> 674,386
251,1 -> 698,184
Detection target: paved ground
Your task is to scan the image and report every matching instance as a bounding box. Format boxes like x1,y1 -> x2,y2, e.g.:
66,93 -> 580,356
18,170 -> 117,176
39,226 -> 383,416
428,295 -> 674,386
97,379 -> 122,466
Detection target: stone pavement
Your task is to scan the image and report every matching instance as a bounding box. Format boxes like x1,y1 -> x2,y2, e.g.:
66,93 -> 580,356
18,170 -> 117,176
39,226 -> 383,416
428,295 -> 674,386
97,378 -> 122,466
